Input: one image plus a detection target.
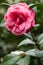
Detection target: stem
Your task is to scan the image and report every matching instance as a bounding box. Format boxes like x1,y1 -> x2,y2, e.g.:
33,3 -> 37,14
24,33 -> 33,40
24,33 -> 40,50
31,33 -> 40,50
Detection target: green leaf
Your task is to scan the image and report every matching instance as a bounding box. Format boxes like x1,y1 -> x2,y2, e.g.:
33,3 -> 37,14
26,49 -> 43,58
32,6 -> 38,13
3,53 -> 19,62
39,39 -> 43,47
29,2 -> 40,8
26,49 -> 37,57
0,56 -> 20,65
34,24 -> 40,27
24,33 -> 33,40
33,24 -> 40,30
39,39 -> 43,44
37,33 -> 43,42
0,19 -> 5,27
0,22 -> 5,27
17,56 -> 30,65
18,38 -> 35,47
0,3 -> 10,6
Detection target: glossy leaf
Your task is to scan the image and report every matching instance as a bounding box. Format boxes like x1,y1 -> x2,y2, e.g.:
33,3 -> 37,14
17,56 -> 30,65
0,56 -> 20,65
26,49 -> 43,58
37,33 -> 43,42
18,38 -> 35,47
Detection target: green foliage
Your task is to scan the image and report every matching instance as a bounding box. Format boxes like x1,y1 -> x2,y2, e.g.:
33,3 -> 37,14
17,56 -> 30,65
26,49 -> 43,58
18,38 -> 35,47
37,33 -> 43,42
0,0 -> 43,65
0,55 -> 20,65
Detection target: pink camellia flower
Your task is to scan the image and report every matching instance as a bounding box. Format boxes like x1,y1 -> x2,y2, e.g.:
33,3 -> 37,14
4,3 -> 35,35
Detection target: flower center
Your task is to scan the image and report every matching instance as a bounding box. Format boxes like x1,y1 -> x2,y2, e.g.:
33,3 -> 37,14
16,16 -> 24,25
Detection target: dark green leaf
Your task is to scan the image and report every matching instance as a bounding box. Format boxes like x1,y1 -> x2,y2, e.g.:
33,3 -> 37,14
37,33 -> 43,42
39,39 -> 43,45
18,38 -> 35,47
0,3 -> 10,6
24,33 -> 33,40
34,24 -> 40,27
0,19 -> 5,27
29,2 -> 40,8
26,49 -> 43,58
0,56 -> 20,65
17,56 -> 30,65
3,53 -> 19,62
